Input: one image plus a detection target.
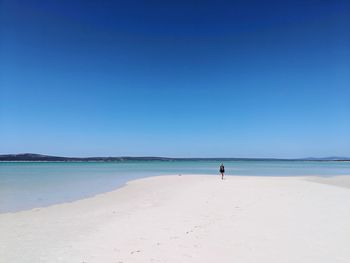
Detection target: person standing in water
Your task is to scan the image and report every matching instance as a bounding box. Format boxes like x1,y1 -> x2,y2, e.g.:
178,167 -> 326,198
219,163 -> 225,180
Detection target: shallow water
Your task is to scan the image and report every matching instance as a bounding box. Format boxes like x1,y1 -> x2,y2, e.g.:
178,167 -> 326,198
1,160 -> 350,213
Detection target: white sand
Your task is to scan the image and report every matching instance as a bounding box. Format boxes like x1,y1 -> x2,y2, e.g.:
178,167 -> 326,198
307,175 -> 350,189
1,175 -> 350,263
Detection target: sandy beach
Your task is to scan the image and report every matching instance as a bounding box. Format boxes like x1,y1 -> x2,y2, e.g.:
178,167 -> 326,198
1,175 -> 350,263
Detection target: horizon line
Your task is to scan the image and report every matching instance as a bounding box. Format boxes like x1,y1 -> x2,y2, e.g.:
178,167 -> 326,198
1,153 -> 350,161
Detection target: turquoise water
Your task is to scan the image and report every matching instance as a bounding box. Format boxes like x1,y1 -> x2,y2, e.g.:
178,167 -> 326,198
1,160 -> 350,213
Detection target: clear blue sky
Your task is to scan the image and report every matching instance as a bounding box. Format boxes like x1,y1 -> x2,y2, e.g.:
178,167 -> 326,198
1,0 -> 349,158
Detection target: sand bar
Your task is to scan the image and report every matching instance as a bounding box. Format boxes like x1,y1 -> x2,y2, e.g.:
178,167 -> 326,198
1,175 -> 350,263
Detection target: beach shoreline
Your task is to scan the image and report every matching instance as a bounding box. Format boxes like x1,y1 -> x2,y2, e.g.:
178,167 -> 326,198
1,175 -> 350,262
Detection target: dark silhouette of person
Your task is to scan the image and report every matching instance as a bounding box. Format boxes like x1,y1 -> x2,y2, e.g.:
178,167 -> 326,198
219,163 -> 225,180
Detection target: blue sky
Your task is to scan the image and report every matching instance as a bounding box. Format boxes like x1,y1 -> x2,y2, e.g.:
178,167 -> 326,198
1,0 -> 349,158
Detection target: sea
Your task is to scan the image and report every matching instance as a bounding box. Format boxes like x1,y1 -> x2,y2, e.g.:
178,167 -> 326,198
1,160 -> 350,213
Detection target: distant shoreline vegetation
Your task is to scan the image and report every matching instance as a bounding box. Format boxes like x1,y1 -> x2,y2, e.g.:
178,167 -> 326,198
0,154 -> 349,162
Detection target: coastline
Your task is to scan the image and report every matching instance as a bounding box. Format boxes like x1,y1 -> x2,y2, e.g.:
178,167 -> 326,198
1,175 -> 350,262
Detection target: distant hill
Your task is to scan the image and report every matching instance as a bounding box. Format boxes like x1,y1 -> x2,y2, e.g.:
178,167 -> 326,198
0,153 -> 172,162
0,153 -> 349,162
301,156 -> 350,161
